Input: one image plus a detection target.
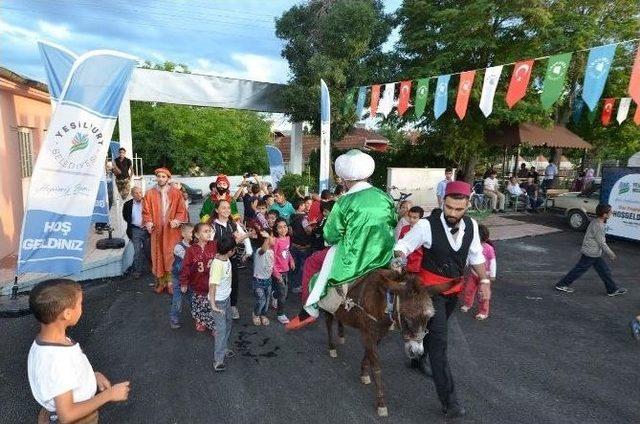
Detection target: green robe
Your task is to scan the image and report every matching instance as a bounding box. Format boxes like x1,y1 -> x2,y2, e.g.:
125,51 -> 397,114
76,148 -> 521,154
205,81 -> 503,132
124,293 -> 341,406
322,184 -> 397,287
199,194 -> 239,222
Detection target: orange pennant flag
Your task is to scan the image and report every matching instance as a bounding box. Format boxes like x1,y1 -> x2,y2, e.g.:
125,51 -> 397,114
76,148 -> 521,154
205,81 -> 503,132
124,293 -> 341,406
455,70 -> 475,119
370,84 -> 381,117
629,44 -> 640,105
634,101 -> 640,125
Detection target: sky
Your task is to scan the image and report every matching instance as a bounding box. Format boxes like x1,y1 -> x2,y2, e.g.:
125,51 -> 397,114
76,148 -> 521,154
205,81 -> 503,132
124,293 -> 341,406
1,0 -> 401,84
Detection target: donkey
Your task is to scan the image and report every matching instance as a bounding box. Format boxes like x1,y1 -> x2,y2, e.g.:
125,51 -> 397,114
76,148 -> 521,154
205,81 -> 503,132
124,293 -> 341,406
325,268 -> 454,417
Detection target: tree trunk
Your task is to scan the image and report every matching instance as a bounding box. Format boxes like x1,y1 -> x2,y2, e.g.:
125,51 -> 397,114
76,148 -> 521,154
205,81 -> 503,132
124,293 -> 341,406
463,155 -> 478,183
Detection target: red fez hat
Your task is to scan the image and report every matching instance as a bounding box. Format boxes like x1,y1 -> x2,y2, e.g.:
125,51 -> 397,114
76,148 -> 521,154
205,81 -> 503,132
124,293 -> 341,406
154,167 -> 172,177
215,174 -> 230,186
445,181 -> 471,198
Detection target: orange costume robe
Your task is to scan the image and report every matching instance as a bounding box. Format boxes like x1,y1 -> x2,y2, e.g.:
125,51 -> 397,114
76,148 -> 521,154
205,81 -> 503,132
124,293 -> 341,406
142,185 -> 189,279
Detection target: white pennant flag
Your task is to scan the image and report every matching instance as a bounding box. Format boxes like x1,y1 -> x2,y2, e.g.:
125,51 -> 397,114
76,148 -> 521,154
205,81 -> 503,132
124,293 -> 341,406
616,97 -> 631,124
378,82 -> 396,117
479,65 -> 503,117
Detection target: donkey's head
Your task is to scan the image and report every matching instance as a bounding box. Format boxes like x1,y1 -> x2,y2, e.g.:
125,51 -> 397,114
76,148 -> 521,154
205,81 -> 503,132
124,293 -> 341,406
378,270 -> 434,359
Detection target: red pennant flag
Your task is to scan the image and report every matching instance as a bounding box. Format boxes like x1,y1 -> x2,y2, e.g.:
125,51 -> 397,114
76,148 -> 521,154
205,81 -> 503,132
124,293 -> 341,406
505,59 -> 534,108
370,84 -> 380,117
601,98 -> 615,126
455,70 -> 475,119
634,102 -> 640,125
629,44 -> 640,105
397,80 -> 412,116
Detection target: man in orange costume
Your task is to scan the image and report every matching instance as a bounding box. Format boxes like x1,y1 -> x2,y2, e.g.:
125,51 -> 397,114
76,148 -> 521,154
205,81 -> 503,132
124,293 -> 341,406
142,168 -> 189,294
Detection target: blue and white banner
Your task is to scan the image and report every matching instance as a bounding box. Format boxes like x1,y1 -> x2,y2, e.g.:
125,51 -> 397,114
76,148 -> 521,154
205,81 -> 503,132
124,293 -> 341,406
601,167 -> 640,242
355,86 -> 366,119
434,74 -> 451,119
38,41 -> 77,104
265,145 -> 285,186
319,79 -> 331,191
18,49 -> 137,275
582,44 -> 616,111
91,177 -> 110,224
109,141 -> 121,160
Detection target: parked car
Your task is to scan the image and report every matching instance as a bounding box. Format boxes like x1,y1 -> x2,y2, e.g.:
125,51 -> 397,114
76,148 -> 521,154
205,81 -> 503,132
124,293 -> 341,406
180,183 -> 203,202
551,186 -> 600,231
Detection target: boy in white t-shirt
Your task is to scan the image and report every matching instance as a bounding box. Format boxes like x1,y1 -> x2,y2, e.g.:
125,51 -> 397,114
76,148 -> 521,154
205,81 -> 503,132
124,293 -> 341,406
209,237 -> 237,372
27,279 -> 130,424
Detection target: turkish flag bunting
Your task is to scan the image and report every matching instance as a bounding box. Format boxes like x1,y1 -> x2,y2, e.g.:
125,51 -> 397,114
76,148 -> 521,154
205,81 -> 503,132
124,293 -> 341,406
629,44 -> 640,105
370,84 -> 380,117
634,102 -> 640,125
601,98 -> 615,126
455,70 -> 475,119
505,59 -> 534,108
397,80 -> 412,116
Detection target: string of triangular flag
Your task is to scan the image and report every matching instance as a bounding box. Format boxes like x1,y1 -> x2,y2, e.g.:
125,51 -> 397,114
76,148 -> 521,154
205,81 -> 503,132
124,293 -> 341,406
573,96 -> 640,126
346,38 -> 640,126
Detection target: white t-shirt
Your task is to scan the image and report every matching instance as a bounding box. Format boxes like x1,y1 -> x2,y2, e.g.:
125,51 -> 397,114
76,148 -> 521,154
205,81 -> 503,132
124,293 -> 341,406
27,338 -> 97,412
484,177 -> 499,192
209,257 -> 232,302
253,249 -> 275,280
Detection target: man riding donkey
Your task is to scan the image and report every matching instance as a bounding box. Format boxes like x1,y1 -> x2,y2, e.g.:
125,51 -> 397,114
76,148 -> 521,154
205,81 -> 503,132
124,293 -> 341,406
285,149 -> 397,330
394,180 -> 490,418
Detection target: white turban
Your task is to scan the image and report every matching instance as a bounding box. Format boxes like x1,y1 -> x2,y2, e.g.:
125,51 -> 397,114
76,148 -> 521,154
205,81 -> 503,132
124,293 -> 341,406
334,149 -> 375,181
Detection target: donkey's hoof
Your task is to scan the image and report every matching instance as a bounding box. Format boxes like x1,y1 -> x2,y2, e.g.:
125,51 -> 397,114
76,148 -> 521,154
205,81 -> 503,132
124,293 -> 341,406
360,375 -> 371,385
377,407 -> 388,417
337,336 -> 346,345
329,349 -> 337,358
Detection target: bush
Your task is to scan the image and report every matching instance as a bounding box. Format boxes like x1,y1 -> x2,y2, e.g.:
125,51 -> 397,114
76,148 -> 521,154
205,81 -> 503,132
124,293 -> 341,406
276,173 -> 317,200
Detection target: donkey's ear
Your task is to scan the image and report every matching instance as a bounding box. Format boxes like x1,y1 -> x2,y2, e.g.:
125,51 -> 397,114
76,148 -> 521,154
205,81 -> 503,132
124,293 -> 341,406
377,269 -> 408,293
421,280 -> 458,297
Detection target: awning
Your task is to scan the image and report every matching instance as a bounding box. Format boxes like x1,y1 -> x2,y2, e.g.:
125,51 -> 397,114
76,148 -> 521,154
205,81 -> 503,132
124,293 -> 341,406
488,123 -> 592,149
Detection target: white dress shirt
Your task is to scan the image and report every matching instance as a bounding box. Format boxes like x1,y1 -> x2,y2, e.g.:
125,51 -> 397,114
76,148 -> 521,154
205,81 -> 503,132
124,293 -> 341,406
394,212 -> 485,266
131,200 -> 143,227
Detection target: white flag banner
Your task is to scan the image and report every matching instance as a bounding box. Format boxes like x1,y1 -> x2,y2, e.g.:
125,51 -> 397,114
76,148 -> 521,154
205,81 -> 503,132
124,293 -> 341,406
319,79 -> 331,191
18,50 -> 137,275
378,83 -> 396,117
616,97 -> 632,124
479,65 -> 503,117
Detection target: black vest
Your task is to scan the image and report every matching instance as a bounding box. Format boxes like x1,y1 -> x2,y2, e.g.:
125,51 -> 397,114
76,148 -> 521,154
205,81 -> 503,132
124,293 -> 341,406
421,210 -> 474,279
291,213 -> 313,246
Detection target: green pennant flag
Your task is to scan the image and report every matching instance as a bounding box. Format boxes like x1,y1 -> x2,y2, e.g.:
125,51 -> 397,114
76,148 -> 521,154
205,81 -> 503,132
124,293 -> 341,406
343,88 -> 356,115
540,52 -> 572,109
587,106 -> 598,124
414,78 -> 430,118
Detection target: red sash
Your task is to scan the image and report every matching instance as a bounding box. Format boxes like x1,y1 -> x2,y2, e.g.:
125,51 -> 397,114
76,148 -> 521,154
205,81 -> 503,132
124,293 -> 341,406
417,268 -> 463,295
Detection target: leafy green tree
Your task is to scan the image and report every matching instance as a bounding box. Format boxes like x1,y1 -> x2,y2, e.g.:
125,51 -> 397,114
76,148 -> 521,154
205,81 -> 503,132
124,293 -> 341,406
123,61 -> 272,176
395,0 -> 640,178
275,0 -> 394,140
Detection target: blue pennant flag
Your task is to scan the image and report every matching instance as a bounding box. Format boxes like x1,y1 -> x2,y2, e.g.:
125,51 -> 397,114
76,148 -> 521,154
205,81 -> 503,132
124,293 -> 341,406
434,74 -> 451,119
355,86 -> 366,119
581,44 -> 616,111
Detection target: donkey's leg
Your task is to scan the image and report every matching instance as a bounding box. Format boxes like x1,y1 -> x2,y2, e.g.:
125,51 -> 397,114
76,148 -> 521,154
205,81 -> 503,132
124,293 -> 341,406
360,351 -> 371,385
363,332 -> 388,416
337,320 -> 346,345
325,312 -> 337,358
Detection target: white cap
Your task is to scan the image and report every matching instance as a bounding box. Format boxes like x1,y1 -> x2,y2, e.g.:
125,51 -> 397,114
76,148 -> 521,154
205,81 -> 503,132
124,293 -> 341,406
334,149 -> 375,181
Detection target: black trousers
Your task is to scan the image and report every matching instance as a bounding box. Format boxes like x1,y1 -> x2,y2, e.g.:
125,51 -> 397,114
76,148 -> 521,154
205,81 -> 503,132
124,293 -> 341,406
423,294 -> 459,408
230,259 -> 239,307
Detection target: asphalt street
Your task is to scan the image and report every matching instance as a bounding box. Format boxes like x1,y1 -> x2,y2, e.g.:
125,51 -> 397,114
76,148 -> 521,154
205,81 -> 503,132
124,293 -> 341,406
1,216 -> 639,424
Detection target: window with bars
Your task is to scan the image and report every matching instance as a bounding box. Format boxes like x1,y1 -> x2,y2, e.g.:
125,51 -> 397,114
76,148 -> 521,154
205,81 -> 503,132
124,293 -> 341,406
17,128 -> 34,178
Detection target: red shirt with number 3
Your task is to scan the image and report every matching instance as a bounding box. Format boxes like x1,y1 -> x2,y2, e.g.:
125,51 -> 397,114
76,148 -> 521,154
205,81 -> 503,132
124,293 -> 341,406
179,240 -> 218,295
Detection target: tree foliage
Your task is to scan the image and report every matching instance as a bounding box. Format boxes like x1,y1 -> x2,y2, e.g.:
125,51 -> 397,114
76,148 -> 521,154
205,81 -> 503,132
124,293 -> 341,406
126,61 -> 272,176
395,0 -> 640,173
275,0 -> 395,140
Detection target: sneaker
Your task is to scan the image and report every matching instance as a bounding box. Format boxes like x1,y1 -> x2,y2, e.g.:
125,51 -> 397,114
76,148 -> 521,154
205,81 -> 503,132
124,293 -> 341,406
443,403 -> 466,418
607,288 -> 627,297
630,317 -> 640,341
285,315 -> 316,331
277,314 -> 290,324
225,349 -> 236,359
271,299 -> 278,310
475,313 -> 488,320
252,314 -> 262,326
555,285 -> 575,293
460,305 -> 470,313
170,321 -> 181,330
230,306 -> 240,320
214,362 -> 226,372
260,316 -> 270,326
195,322 -> 207,332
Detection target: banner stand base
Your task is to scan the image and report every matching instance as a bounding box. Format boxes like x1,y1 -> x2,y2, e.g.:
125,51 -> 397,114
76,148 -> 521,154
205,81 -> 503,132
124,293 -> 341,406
96,227 -> 125,250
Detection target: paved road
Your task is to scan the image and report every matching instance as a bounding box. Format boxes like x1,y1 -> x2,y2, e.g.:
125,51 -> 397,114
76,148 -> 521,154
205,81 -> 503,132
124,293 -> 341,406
2,224 -> 639,423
